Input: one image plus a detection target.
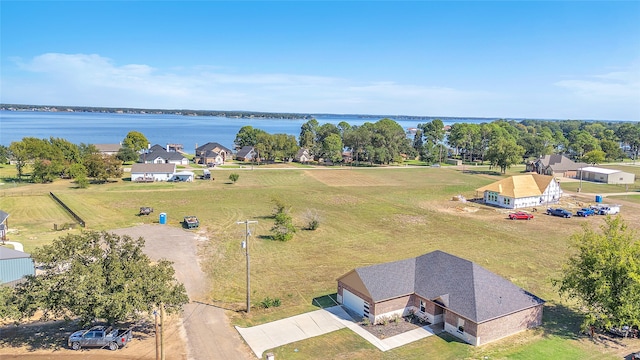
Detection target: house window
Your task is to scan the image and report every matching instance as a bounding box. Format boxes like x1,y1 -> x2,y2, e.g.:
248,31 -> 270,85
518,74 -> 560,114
419,300 -> 425,313
457,318 -> 465,333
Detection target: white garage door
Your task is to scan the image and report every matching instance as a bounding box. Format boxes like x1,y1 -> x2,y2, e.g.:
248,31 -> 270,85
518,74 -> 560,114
342,289 -> 365,317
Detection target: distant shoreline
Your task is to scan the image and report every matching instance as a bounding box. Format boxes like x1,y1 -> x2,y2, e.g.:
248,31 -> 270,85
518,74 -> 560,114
3,103 -> 626,123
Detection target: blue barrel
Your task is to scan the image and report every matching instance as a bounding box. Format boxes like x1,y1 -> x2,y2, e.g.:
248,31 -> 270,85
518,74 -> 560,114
159,212 -> 167,224
595,195 -> 602,203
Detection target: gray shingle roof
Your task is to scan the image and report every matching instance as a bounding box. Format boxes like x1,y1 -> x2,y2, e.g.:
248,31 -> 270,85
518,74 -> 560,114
130,163 -> 176,173
0,246 -> 30,260
345,251 -> 544,323
141,145 -> 186,162
236,146 -> 255,158
0,210 -> 8,224
196,142 -> 233,154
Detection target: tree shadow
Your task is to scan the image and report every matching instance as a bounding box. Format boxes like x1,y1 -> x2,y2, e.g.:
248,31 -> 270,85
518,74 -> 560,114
0,319 -> 153,351
540,302 -> 585,340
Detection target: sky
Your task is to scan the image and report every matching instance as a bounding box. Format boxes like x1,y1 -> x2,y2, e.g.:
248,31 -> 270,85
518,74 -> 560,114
1,1 -> 639,121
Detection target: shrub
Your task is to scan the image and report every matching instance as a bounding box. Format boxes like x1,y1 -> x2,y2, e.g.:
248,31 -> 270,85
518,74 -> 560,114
229,173 -> 240,183
259,297 -> 281,309
303,209 -> 321,230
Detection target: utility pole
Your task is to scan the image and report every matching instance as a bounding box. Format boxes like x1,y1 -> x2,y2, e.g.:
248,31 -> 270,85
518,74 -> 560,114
160,303 -> 165,360
154,310 -> 159,360
237,220 -> 258,313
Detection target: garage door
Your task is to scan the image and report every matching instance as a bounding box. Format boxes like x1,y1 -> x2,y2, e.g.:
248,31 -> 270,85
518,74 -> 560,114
342,289 -> 365,317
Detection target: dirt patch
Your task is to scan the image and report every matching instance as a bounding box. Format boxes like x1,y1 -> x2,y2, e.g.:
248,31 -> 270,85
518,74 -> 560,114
304,169 -> 387,187
0,315 -> 186,359
358,316 -> 427,339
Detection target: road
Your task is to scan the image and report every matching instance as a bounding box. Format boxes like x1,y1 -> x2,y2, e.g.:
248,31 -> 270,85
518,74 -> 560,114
112,225 -> 252,360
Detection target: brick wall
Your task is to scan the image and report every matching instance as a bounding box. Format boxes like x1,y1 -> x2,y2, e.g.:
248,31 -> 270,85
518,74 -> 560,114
476,304 -> 543,345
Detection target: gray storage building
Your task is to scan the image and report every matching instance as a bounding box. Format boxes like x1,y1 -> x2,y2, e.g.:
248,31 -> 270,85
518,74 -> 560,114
0,246 -> 35,285
579,167 -> 636,185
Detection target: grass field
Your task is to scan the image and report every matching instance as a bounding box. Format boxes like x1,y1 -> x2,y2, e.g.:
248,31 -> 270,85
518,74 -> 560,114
1,163 -> 637,359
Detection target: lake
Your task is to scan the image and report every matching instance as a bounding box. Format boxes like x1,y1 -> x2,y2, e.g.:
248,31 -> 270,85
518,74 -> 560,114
0,110 -> 495,154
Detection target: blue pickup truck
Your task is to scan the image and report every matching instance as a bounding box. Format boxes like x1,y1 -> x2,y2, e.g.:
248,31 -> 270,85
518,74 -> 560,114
547,208 -> 572,218
576,208 -> 595,217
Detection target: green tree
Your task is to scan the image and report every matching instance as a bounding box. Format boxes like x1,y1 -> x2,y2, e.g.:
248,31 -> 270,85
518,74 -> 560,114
271,198 -> 296,241
229,173 -> 240,183
582,150 -> 606,165
485,137 -> 525,173
299,119 -> 319,149
116,146 -> 140,163
321,133 -> 344,163
122,131 -> 149,152
0,145 -> 9,164
10,231 -> 189,324
234,126 -> 266,148
554,217 -> 640,330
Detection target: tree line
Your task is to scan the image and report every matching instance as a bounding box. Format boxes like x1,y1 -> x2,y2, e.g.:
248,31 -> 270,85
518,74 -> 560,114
2,131 -> 150,186
235,118 -> 640,172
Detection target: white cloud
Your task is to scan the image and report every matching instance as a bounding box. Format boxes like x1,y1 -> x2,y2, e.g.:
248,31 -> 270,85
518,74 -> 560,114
3,52 -> 638,120
554,69 -> 640,102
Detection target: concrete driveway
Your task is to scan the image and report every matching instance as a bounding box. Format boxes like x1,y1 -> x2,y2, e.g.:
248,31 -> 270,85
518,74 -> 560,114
236,306 -> 436,358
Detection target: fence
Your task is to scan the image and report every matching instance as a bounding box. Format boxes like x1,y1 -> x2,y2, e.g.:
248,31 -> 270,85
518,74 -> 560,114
49,192 -> 86,228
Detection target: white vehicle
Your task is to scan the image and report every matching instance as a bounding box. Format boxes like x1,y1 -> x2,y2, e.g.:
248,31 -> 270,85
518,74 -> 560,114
598,204 -> 620,215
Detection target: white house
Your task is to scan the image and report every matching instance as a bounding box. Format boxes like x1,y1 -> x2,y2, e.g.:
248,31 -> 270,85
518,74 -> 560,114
476,174 -> 562,209
130,163 -> 176,182
141,144 -> 189,165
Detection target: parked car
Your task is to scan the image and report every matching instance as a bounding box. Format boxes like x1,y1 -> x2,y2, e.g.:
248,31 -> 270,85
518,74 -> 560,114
576,208 -> 595,217
508,211 -> 534,220
68,325 -> 132,351
547,208 -> 572,218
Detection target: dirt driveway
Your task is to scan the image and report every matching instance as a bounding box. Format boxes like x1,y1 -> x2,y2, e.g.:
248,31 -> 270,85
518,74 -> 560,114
111,224 -> 252,360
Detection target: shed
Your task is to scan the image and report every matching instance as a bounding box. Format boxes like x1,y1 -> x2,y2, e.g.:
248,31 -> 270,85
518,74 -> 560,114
578,167 -> 635,185
172,171 -> 195,182
0,246 -> 35,285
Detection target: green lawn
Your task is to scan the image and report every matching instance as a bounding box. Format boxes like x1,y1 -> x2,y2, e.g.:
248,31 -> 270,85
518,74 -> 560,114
0,164 -> 631,359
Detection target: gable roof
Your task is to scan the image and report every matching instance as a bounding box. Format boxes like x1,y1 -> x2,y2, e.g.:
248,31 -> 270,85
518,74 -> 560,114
130,163 -> 176,174
475,174 -> 554,198
0,210 -> 8,224
93,144 -> 122,153
236,146 -> 255,158
142,144 -> 186,162
196,142 -> 233,154
338,251 -> 544,323
0,246 -> 31,260
537,154 -> 587,172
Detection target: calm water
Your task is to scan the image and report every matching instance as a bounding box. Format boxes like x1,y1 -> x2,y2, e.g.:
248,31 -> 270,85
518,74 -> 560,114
0,111 -> 490,154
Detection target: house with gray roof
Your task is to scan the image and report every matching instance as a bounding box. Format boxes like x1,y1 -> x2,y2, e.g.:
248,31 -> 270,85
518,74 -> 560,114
195,142 -> 233,165
0,210 -> 8,242
236,146 -> 257,162
528,154 -> 587,178
130,163 -> 176,182
140,144 -> 188,165
93,144 -> 122,156
337,251 -> 544,346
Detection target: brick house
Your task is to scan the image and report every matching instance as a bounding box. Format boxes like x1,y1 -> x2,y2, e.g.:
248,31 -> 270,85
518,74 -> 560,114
528,154 -> 587,178
337,251 -> 544,346
475,174 -> 562,209
195,142 -> 233,165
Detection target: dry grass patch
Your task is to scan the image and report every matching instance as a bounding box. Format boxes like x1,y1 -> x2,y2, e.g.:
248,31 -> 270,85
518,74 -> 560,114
303,169 -> 388,187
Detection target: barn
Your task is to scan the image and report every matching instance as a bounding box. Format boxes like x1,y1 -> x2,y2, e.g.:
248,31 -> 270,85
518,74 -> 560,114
0,246 -> 35,286
578,167 -> 635,185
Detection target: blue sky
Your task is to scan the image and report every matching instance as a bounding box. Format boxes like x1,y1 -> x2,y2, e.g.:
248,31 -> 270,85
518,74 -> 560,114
1,1 -> 639,120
